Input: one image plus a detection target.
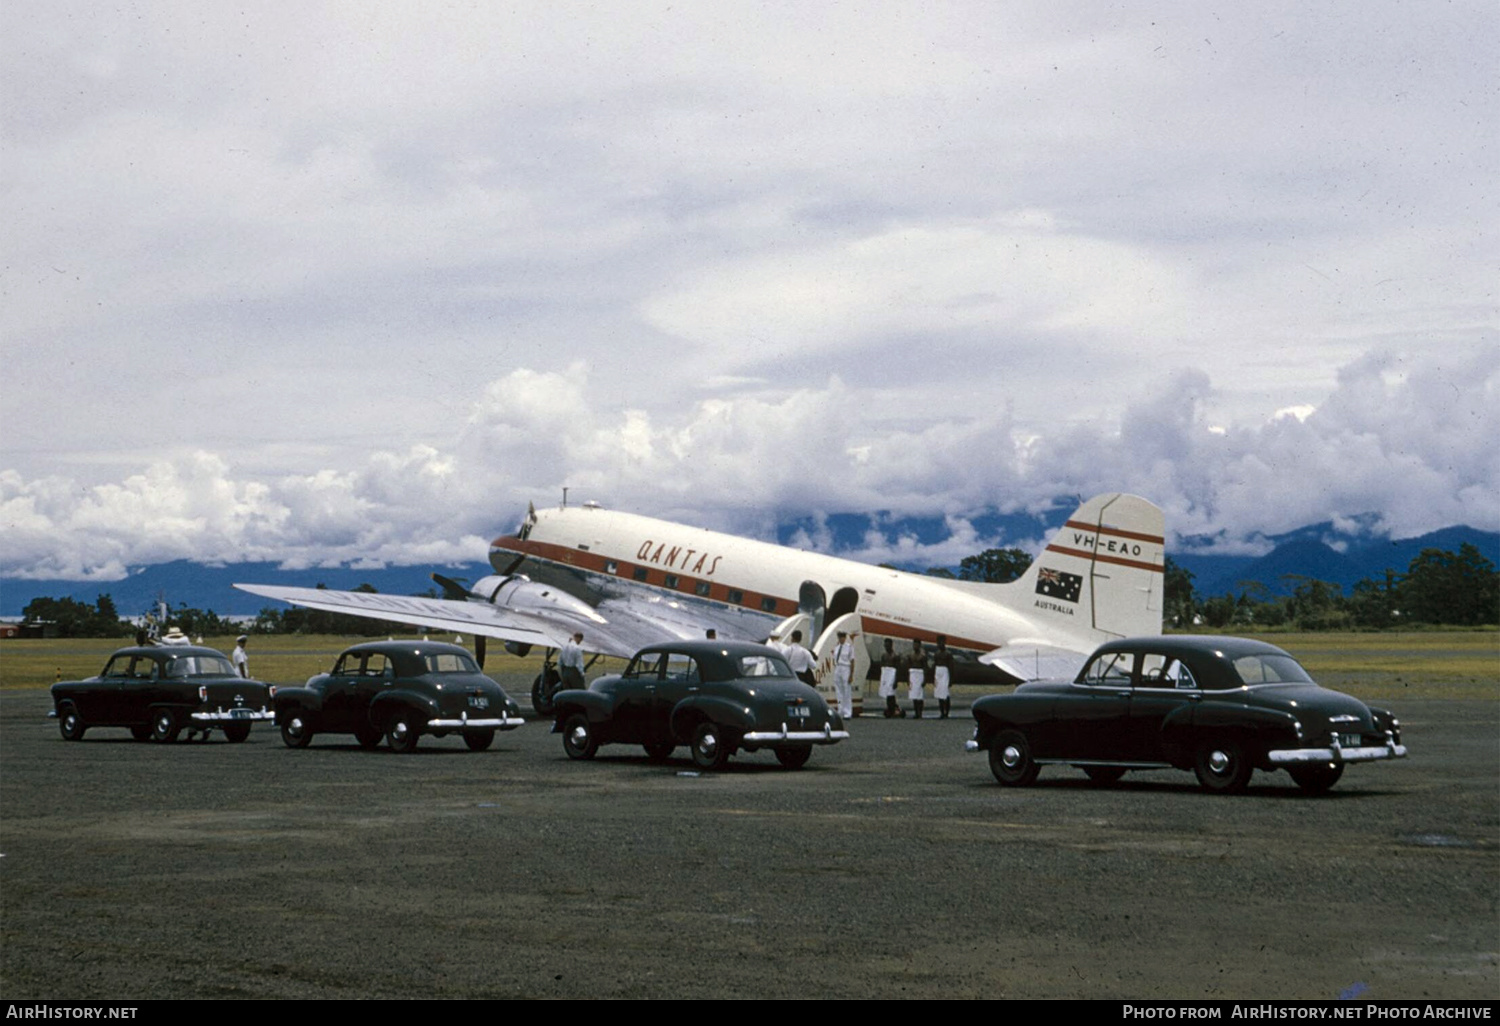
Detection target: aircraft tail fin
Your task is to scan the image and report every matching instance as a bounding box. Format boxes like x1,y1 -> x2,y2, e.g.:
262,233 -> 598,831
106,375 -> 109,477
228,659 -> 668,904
1011,493 -> 1165,644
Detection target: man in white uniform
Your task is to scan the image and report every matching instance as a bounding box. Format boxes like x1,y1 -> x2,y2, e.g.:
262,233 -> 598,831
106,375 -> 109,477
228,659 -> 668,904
830,630 -> 855,719
232,635 -> 250,678
559,632 -> 586,690
785,630 -> 816,686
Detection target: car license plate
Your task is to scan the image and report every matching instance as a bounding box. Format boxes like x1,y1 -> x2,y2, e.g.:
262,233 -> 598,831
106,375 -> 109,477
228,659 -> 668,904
1337,732 -> 1362,747
787,705 -> 810,719
468,696 -> 489,709
230,709 -> 253,719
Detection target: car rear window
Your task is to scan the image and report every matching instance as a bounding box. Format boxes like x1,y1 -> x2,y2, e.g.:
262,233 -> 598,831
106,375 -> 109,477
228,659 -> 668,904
1232,654 -> 1313,685
424,652 -> 479,674
162,655 -> 236,678
735,655 -> 793,679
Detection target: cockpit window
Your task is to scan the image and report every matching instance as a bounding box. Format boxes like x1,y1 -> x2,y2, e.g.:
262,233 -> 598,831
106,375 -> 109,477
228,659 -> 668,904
1232,654 -> 1313,685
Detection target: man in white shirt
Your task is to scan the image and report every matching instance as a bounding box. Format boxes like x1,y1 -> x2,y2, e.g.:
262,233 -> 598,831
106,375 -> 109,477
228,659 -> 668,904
785,630 -> 816,686
831,630 -> 855,719
232,635 -> 250,678
559,632 -> 586,690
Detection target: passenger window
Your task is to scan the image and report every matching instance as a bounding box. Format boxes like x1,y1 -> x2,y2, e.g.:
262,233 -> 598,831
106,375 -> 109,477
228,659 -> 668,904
694,581 -> 711,597
664,574 -> 679,589
625,654 -> 663,680
1168,660 -> 1199,690
1081,653 -> 1132,685
633,567 -> 649,582
664,654 -> 699,683
1138,654 -> 1169,685
364,654 -> 390,677
760,596 -> 777,612
333,654 -> 361,676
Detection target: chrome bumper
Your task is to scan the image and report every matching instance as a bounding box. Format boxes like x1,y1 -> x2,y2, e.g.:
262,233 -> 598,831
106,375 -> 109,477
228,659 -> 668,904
427,715 -> 525,730
1269,741 -> 1407,765
191,708 -> 275,723
744,723 -> 850,744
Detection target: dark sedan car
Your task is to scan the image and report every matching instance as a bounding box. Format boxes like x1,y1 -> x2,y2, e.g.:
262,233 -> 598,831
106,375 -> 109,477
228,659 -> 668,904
49,645 -> 275,743
274,640 -> 524,752
966,635 -> 1407,794
551,640 -> 849,770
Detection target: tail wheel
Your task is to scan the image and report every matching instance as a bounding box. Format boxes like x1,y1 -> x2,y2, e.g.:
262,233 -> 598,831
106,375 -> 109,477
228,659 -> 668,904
280,713 -> 313,749
689,722 -> 733,771
1194,739 -> 1253,794
150,709 -> 181,744
387,712 -> 421,754
58,706 -> 86,742
1288,762 -> 1344,795
561,713 -> 597,760
988,729 -> 1039,786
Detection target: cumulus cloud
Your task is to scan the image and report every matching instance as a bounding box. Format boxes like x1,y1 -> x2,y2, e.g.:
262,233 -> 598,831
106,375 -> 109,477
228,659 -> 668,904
3,348 -> 1494,581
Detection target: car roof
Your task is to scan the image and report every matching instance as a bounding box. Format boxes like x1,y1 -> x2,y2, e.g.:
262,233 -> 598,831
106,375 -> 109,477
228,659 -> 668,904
339,640 -> 472,657
634,639 -> 782,658
1093,635 -> 1293,660
113,645 -> 229,659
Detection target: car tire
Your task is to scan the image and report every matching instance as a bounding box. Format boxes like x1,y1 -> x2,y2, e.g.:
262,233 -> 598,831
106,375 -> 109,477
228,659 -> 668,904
280,713 -> 313,749
58,705 -> 86,742
130,725 -> 152,741
222,722 -> 252,744
642,742 -> 675,762
464,729 -> 495,752
988,729 -> 1040,786
561,713 -> 597,761
149,708 -> 180,744
775,746 -> 812,770
532,669 -> 562,718
387,711 -> 421,754
354,724 -> 383,750
1288,762 -> 1344,795
1083,766 -> 1126,785
1194,739 -> 1253,794
689,721 -> 733,771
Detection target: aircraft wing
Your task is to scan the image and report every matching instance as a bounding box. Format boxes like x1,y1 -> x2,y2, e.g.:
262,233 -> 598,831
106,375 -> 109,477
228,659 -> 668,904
979,643 -> 1090,683
232,582 -> 737,660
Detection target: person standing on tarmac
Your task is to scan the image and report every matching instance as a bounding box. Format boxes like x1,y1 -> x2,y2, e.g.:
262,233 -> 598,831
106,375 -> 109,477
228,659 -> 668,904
933,634 -> 954,719
878,638 -> 904,718
232,635 -> 250,678
907,639 -> 927,720
830,630 -> 856,719
785,630 -> 817,686
559,631 -> 587,690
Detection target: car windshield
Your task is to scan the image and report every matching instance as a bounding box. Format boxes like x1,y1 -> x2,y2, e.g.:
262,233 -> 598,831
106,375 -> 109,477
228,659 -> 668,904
423,652 -> 479,674
735,654 -> 794,679
162,655 -> 236,678
1231,654 -> 1314,685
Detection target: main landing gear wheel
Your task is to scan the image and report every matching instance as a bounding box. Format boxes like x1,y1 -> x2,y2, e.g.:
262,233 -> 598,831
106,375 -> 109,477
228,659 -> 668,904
1194,739 -> 1253,794
561,714 -> 597,760
988,729 -> 1039,786
1288,762 -> 1344,795
689,722 -> 733,771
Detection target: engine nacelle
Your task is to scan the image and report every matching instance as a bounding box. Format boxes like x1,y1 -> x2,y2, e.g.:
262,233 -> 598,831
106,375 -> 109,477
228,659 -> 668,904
471,574 -> 605,626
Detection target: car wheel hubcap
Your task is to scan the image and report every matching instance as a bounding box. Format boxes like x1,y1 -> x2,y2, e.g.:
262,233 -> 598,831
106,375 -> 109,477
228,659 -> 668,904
699,732 -> 717,755
1001,745 -> 1022,769
392,722 -> 409,740
1209,750 -> 1231,774
569,725 -> 588,747
288,717 -> 304,736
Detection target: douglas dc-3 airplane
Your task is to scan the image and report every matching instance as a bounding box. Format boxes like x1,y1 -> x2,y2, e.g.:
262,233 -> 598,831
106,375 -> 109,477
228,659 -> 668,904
235,492 -> 1164,714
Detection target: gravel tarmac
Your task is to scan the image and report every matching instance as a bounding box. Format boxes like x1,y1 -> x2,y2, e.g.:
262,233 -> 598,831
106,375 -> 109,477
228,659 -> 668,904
1,679 -> 1495,1000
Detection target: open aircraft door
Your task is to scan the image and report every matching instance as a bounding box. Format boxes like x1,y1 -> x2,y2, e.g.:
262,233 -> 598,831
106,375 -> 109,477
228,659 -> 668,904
813,612 -> 868,713
767,611 -> 813,650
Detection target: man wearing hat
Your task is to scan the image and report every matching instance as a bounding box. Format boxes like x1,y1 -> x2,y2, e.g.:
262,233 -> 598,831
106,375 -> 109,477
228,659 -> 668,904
160,625 -> 191,646
232,635 -> 250,678
831,629 -> 856,719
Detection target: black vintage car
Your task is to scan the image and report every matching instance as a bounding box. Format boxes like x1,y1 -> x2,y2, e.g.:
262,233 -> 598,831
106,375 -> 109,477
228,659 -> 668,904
551,640 -> 849,770
49,645 -> 275,743
274,640 -> 524,753
966,635 -> 1407,794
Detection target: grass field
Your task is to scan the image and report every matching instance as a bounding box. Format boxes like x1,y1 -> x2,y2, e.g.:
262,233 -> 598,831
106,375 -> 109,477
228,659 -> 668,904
1,630 -> 1494,701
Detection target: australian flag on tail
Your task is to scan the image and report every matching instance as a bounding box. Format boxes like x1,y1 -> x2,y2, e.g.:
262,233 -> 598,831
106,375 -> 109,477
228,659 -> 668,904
1035,567 -> 1083,604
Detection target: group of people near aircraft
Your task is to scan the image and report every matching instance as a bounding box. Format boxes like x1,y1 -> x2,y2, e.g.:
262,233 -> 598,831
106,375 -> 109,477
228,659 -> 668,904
875,635 -> 956,720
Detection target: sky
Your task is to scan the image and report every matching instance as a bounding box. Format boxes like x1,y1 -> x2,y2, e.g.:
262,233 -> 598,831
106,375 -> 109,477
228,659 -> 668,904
2,1 -> 1496,583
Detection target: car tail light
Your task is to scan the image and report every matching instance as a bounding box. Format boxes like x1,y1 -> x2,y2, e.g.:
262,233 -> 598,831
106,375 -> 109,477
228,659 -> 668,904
198,686 -> 208,702
268,685 -> 277,698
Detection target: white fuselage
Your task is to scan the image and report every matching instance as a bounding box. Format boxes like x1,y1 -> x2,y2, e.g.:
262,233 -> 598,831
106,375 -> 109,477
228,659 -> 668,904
489,504 -> 1093,659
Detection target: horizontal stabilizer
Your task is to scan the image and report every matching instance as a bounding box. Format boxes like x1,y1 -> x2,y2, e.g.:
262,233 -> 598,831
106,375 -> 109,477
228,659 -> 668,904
980,643 -> 1089,683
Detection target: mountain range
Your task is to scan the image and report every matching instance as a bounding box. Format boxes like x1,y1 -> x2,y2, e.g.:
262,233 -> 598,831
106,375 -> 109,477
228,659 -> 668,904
1,517 -> 1494,618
